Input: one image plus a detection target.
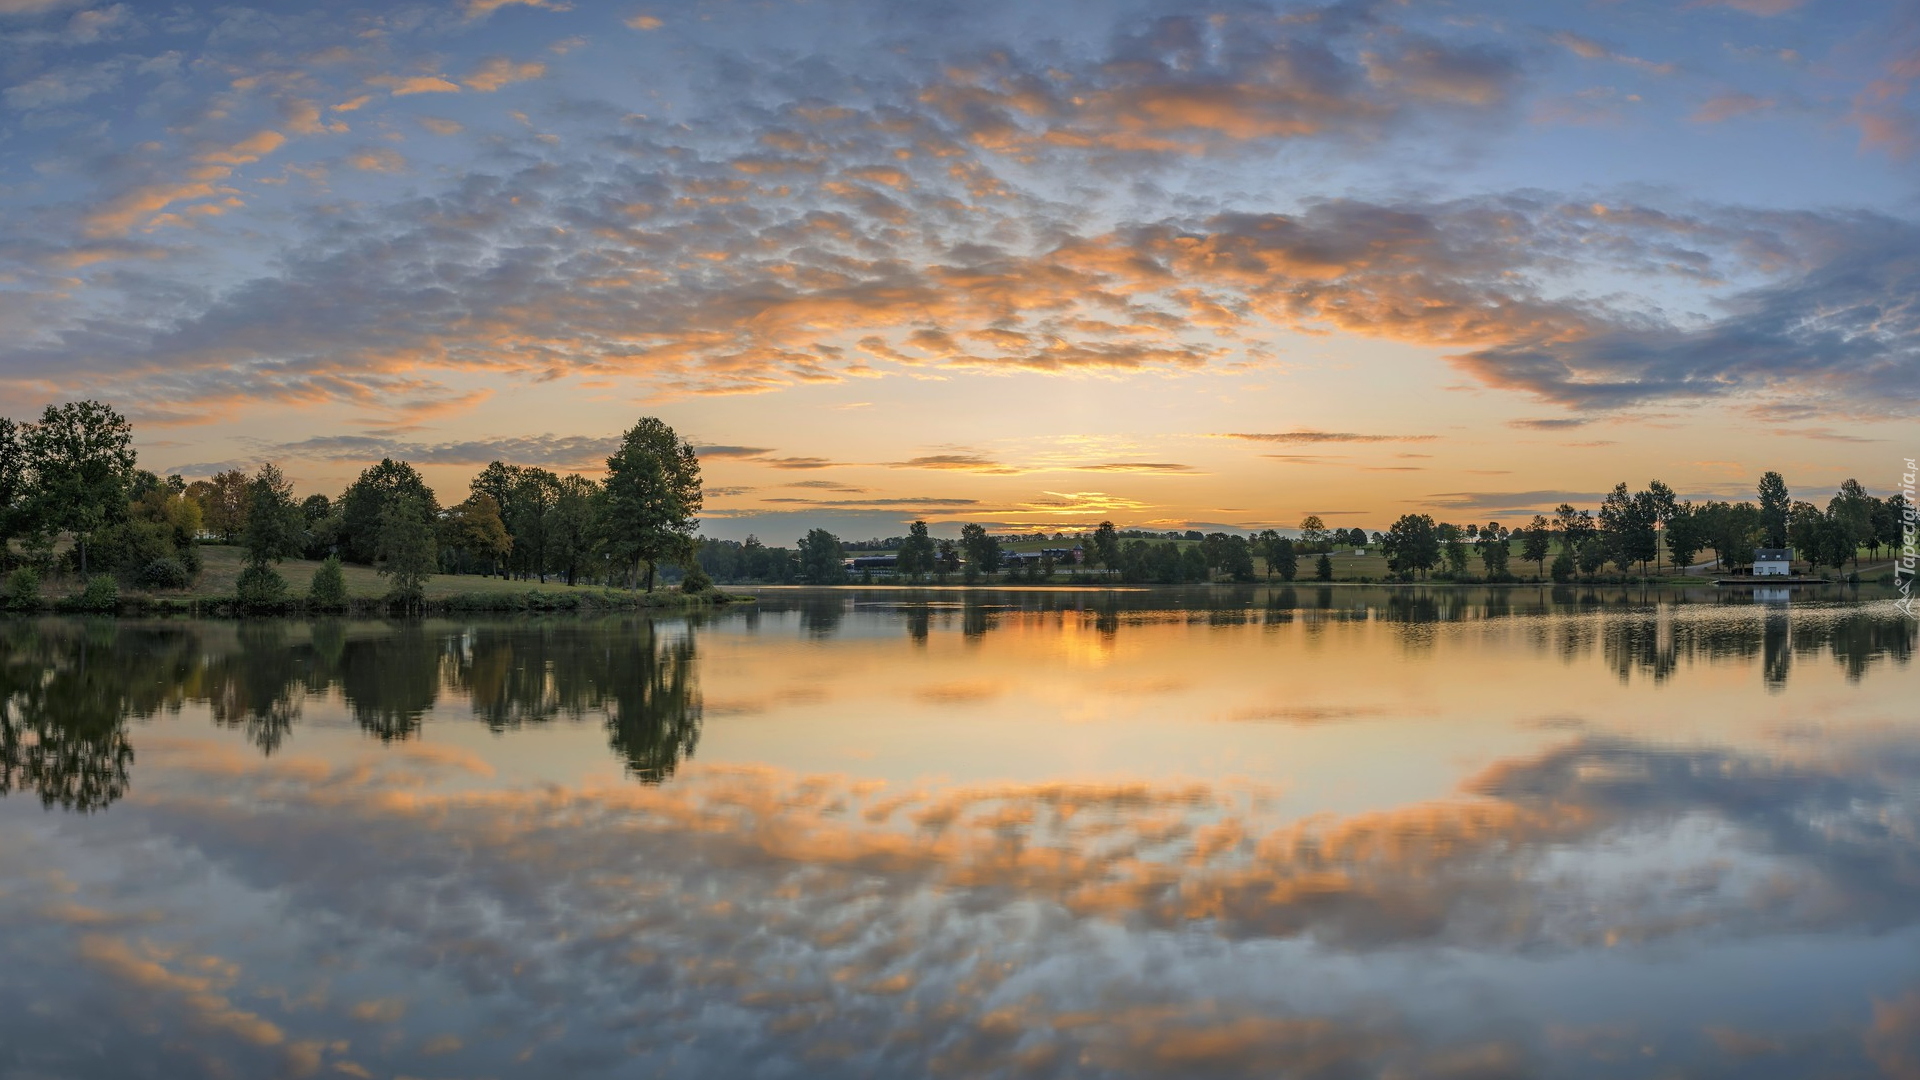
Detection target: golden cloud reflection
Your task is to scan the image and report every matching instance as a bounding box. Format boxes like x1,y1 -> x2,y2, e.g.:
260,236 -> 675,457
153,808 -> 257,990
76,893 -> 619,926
0,595 -> 1915,1077
5,706 -> 1920,1078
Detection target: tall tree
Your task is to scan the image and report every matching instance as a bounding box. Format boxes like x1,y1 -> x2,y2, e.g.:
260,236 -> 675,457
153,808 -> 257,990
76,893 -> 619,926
241,464 -> 303,566
1091,521 -> 1119,577
797,528 -> 847,585
376,493 -> 437,610
508,468 -> 564,581
23,401 -> 136,577
340,459 -> 439,564
897,519 -> 936,579
1270,535 -> 1299,581
960,522 -> 1002,576
1643,480 -> 1677,574
1664,502 -> 1705,574
546,475 -> 600,586
1382,514 -> 1439,577
1601,483 -> 1656,577
1477,528 -> 1510,578
0,419 -> 28,550
598,418 -> 701,592
1554,503 -> 1595,558
1757,471 -> 1790,549
1827,478 -> 1873,570
1521,515 -> 1553,577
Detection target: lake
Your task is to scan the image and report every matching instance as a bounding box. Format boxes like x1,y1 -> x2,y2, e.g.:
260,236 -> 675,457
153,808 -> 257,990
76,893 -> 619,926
1,585 -> 1915,1078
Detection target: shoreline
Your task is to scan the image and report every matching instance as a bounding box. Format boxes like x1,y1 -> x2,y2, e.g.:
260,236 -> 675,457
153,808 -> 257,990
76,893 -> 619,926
1,588 -> 753,618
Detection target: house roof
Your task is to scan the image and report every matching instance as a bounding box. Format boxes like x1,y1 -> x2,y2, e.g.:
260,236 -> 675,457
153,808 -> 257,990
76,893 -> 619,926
1754,548 -> 1792,560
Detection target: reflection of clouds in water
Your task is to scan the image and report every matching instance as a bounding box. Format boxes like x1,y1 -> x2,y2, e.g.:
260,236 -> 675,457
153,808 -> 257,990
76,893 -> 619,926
7,731 -> 1920,1077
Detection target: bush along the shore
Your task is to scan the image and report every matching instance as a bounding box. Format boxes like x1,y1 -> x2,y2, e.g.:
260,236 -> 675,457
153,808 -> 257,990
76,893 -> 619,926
3,566 -> 39,610
309,557 -> 348,611
54,574 -> 120,614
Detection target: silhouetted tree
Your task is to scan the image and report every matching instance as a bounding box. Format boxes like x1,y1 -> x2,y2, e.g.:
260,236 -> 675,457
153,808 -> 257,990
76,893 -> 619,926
598,418 -> 702,591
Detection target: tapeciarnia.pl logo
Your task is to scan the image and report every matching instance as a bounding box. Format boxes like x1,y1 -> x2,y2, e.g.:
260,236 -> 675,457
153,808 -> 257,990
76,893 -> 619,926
1899,458 -> 1916,620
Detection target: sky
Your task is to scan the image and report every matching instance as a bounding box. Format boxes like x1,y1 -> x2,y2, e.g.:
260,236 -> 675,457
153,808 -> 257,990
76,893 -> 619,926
1,0 -> 1915,542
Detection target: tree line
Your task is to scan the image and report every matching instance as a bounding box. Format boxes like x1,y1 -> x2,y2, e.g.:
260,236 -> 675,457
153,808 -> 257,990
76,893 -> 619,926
0,403 -> 707,608
2,401 -> 1902,600
1375,472 -> 1908,582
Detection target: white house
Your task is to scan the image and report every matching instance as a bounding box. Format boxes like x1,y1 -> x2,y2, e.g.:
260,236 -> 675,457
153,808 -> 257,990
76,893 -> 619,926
1753,548 -> 1793,576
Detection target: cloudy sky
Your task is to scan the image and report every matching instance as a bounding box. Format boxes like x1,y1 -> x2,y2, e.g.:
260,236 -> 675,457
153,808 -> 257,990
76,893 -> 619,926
1,0 -> 1914,540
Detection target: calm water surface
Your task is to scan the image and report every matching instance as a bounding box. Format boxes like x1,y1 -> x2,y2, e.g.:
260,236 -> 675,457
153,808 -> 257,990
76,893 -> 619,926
1,585 -> 1915,1078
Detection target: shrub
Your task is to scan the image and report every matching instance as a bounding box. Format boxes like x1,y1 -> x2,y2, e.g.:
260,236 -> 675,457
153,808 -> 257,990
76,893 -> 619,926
309,556 -> 348,609
86,519 -> 178,574
679,562 -> 714,594
236,563 -> 288,608
1315,554 -> 1334,582
1550,553 -> 1573,583
65,574 -> 119,613
134,557 -> 191,590
4,566 -> 40,609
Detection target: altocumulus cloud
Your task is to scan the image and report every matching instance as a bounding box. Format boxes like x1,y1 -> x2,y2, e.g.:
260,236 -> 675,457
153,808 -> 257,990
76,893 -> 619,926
0,0 -> 1913,427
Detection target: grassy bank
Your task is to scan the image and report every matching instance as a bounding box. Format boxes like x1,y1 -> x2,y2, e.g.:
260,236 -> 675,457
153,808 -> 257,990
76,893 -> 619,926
10,544 -> 749,616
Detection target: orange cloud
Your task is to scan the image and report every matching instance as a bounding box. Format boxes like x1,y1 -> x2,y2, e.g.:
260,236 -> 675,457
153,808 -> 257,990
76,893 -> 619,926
463,57 -> 547,92
368,74 -> 461,96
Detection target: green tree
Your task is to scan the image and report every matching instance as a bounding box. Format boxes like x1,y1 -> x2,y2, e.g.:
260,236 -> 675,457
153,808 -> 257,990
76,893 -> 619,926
1521,515 -> 1553,577
310,556 -> 348,609
1578,540 -> 1611,579
507,467 -> 562,581
547,474 -> 600,586
376,493 -> 437,610
897,519 -> 936,579
1314,552 -> 1334,581
1382,514 -> 1439,577
1555,503 -> 1596,560
1218,534 -> 1256,582
1827,478 -> 1873,571
598,418 -> 701,592
1880,494 -> 1910,559
340,459 -> 439,564
797,528 -> 847,585
22,401 -> 136,578
1091,521 -> 1119,577
1601,483 -> 1657,577
242,463 -> 304,567
299,493 -> 338,559
960,522 -> 1002,577
1477,529 -> 1510,578
1757,471 -> 1790,549
0,418 -> 29,552
1270,535 -> 1299,581
1664,502 -> 1705,574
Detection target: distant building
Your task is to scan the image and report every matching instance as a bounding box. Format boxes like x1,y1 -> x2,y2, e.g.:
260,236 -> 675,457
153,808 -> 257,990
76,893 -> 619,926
846,555 -> 898,573
1001,547 -> 1081,568
1753,548 -> 1792,576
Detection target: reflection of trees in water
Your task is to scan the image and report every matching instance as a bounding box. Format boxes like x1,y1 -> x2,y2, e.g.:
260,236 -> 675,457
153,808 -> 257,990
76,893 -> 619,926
339,624 -> 444,742
0,616 -> 712,812
0,621 -> 200,812
445,620 -> 704,783
798,594 -> 846,639
604,628 -> 701,783
1593,606 -> 1915,688
204,623 -> 306,754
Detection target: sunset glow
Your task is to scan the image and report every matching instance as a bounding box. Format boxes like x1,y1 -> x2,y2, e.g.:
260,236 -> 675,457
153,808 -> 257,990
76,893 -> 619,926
2,0 -> 1914,537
